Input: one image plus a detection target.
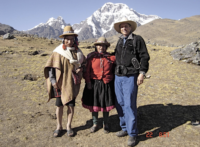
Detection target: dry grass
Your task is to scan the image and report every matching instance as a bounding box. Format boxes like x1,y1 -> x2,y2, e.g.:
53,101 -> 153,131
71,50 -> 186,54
0,36 -> 200,147
134,15 -> 200,46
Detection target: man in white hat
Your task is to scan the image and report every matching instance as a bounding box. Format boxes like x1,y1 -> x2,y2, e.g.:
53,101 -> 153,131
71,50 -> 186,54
113,17 -> 150,146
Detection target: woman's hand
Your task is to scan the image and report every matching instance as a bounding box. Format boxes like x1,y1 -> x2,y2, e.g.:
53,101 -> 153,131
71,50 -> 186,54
76,67 -> 83,74
137,74 -> 144,86
52,83 -> 58,89
87,82 -> 92,89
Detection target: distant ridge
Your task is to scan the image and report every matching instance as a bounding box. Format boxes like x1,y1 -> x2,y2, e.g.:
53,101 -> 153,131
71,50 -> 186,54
133,15 -> 200,46
0,23 -> 16,35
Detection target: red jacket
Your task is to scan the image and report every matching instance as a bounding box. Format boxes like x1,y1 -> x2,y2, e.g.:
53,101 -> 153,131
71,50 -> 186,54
84,52 -> 116,84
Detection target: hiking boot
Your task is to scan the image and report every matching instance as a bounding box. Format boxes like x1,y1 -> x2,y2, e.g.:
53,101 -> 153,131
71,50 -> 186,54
127,136 -> 136,146
115,130 -> 128,137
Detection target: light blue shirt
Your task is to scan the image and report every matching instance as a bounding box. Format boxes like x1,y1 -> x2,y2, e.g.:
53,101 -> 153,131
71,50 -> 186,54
123,36 -> 128,45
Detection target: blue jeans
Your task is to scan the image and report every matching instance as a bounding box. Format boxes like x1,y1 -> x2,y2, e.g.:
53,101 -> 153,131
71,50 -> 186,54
115,74 -> 138,137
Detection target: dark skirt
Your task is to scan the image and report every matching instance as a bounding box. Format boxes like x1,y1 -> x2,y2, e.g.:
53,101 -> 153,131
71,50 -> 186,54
82,79 -> 115,112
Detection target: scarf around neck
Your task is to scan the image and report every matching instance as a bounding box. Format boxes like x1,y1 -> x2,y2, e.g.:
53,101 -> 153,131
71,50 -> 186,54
53,44 -> 84,68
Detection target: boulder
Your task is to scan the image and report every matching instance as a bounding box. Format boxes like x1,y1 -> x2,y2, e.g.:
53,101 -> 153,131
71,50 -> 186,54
3,33 -> 14,39
192,51 -> 200,65
23,74 -> 39,81
170,42 -> 200,65
28,50 -> 41,55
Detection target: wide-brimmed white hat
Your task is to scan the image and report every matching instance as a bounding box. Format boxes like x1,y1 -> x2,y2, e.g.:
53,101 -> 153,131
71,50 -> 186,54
59,26 -> 78,38
114,17 -> 137,33
93,37 -> 110,47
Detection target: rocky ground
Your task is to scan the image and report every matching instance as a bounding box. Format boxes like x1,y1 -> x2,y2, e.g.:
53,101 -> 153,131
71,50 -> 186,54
0,36 -> 200,147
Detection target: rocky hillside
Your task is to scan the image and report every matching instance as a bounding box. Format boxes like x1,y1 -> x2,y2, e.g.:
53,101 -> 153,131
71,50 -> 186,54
133,15 -> 200,46
0,23 -> 16,35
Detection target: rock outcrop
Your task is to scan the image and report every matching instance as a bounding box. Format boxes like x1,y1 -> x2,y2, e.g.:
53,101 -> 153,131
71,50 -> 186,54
170,41 -> 200,65
3,33 -> 14,39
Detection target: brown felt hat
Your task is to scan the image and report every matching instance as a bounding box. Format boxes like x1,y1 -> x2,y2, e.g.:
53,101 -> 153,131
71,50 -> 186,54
114,17 -> 137,33
59,26 -> 78,38
93,37 -> 110,47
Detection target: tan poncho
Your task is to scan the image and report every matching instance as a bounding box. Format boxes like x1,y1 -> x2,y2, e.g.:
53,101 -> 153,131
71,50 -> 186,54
44,44 -> 85,105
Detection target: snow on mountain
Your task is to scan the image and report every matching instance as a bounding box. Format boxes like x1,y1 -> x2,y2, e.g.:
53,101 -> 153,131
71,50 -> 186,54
25,3 -> 161,40
26,16 -> 70,39
73,2 -> 161,40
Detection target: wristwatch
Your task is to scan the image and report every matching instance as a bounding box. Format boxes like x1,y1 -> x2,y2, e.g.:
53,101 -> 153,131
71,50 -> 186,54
139,71 -> 146,78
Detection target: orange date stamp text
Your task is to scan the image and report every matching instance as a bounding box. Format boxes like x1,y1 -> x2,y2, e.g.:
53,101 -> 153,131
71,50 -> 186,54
146,132 -> 169,138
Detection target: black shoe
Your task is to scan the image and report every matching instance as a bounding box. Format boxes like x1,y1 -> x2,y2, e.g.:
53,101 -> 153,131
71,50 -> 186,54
127,136 -> 136,146
103,124 -> 110,134
115,130 -> 128,137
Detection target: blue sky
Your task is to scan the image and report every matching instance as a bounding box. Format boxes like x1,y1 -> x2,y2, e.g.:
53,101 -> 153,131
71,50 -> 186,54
0,0 -> 199,31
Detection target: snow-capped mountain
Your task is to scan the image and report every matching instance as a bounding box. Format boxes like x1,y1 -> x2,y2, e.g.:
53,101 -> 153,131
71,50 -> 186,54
73,2 -> 161,40
25,3 -> 161,40
25,16 -> 70,39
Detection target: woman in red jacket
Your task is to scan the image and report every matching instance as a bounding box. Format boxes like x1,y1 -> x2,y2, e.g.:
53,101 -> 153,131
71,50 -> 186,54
82,37 -> 116,133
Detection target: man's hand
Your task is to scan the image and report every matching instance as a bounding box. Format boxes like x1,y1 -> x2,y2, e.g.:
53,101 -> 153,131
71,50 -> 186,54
87,82 -> 92,89
137,74 -> 144,86
52,83 -> 58,89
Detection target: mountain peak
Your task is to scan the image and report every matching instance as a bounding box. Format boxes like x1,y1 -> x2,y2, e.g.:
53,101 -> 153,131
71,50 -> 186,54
102,2 -> 127,7
46,17 -> 55,23
57,16 -> 64,22
25,16 -> 70,39
100,2 -> 129,13
57,16 -> 63,19
26,3 -> 161,40
73,2 -> 161,40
